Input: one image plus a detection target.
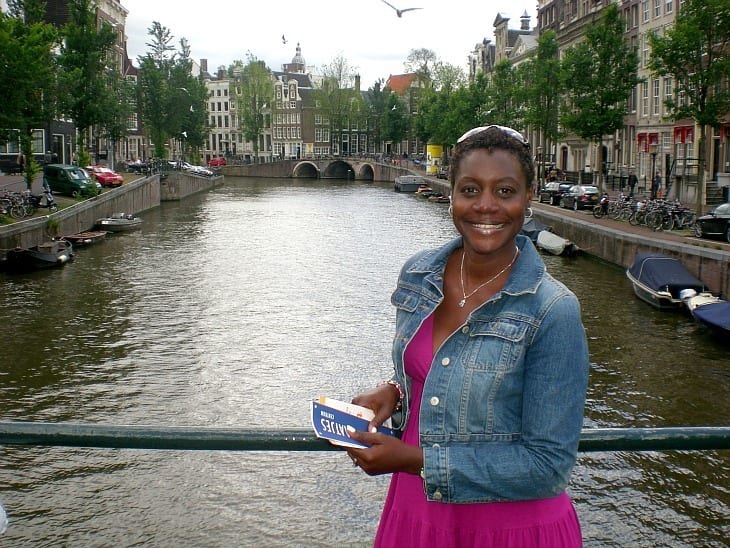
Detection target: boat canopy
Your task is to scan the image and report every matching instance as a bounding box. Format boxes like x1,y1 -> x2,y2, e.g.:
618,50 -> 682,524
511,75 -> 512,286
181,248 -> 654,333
692,302 -> 730,330
628,253 -> 706,298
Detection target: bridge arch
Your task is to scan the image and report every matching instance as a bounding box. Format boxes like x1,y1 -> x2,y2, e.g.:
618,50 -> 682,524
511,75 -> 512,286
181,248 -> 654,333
291,161 -> 320,178
356,163 -> 375,181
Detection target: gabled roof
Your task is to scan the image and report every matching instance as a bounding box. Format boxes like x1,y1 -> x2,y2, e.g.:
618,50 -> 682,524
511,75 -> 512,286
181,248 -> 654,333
385,73 -> 417,95
273,71 -> 313,89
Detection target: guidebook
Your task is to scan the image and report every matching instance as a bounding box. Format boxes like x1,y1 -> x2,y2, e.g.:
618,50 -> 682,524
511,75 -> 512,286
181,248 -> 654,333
310,396 -> 396,449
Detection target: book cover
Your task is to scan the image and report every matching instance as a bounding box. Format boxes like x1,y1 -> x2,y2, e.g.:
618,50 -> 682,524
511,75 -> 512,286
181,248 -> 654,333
310,397 -> 396,449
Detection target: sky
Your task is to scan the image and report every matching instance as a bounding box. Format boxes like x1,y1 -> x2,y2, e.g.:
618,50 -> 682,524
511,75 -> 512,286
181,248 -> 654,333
119,0 -> 537,88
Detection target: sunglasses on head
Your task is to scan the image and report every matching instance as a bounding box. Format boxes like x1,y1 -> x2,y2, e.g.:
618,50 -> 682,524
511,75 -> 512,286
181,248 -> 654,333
457,125 -> 529,147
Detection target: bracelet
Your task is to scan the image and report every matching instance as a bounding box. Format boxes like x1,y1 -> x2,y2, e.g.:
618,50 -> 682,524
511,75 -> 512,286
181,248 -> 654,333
378,379 -> 404,410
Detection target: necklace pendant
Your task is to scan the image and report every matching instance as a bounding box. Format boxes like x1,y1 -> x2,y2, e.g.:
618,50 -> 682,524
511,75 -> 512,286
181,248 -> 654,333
457,298 -> 466,308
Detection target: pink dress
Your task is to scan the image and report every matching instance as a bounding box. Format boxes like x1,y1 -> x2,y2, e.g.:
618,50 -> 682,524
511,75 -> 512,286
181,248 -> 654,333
374,314 -> 583,547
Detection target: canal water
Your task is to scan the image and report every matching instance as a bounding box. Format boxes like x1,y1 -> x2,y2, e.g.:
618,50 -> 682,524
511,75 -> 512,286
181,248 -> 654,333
0,178 -> 727,546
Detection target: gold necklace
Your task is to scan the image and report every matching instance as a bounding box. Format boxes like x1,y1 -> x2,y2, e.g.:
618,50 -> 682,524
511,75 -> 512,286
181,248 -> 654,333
458,245 -> 520,308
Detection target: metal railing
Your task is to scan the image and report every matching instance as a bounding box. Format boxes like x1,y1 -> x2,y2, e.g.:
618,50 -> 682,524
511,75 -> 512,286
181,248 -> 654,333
0,422 -> 728,452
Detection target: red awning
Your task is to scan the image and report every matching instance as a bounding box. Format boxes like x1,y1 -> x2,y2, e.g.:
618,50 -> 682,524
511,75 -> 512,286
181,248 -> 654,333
648,132 -> 659,146
637,133 -> 648,152
673,126 -> 694,144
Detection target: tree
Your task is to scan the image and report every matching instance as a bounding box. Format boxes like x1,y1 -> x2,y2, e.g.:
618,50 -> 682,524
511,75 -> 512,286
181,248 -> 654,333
316,54 -> 357,155
363,79 -> 389,153
57,0 -> 118,167
0,1 -> 58,189
233,55 -> 273,162
524,31 -> 563,184
381,93 -> 410,149
649,0 -> 730,215
404,48 -> 438,88
487,60 -> 524,128
560,4 -> 640,190
138,22 -> 206,160
102,71 -> 135,170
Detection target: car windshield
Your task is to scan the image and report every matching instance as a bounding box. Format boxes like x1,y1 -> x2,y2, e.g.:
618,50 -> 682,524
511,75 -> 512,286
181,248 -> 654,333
68,169 -> 86,180
582,186 -> 598,193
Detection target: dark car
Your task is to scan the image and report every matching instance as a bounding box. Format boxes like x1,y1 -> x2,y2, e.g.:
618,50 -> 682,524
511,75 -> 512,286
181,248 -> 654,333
538,182 -> 573,205
561,185 -> 600,210
43,164 -> 97,198
437,166 -> 449,179
694,202 -> 730,242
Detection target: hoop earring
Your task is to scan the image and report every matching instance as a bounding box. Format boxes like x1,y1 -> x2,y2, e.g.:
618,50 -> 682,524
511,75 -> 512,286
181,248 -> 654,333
525,207 -> 533,219
448,205 -> 453,216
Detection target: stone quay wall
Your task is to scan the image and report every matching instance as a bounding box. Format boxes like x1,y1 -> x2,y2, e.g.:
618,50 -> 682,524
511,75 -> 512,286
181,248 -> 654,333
160,171 -> 223,201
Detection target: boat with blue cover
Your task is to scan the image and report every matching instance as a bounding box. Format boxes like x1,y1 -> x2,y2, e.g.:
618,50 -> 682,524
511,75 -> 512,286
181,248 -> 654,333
626,252 -> 708,310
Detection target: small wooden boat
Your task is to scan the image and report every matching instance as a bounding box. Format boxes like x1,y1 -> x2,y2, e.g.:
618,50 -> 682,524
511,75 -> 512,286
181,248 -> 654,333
95,213 -> 142,232
626,253 -> 707,310
60,231 -> 108,246
536,229 -> 579,256
427,193 -> 450,203
5,239 -> 74,271
394,175 -> 426,192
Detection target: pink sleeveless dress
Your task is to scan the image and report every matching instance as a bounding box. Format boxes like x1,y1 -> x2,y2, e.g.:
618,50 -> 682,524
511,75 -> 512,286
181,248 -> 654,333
374,314 -> 583,547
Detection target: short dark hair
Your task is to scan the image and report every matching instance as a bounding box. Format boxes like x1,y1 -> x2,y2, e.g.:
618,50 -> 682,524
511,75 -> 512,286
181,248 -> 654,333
449,127 -> 534,190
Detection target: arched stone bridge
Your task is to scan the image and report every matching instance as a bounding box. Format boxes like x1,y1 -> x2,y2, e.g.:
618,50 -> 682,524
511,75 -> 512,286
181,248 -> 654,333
223,158 -> 413,183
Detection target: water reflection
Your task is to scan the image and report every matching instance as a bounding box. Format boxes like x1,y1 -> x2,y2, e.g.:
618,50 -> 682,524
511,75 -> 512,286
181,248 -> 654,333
0,178 -> 727,545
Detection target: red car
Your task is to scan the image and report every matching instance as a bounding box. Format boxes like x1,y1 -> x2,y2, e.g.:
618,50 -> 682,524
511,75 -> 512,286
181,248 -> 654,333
87,165 -> 124,187
207,157 -> 227,167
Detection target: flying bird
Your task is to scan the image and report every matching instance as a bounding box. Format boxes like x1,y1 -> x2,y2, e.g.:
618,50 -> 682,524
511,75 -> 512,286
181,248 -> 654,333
181,131 -> 188,139
190,105 -> 195,113
391,105 -> 397,110
380,0 -> 422,17
179,87 -> 189,94
282,34 -> 287,45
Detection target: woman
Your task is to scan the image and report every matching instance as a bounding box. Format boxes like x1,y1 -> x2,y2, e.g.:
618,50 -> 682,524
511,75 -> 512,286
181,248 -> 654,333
346,126 -> 590,546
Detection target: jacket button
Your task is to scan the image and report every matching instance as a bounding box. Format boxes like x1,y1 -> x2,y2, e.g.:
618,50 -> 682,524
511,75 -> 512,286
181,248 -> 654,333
432,443 -> 440,449
433,490 -> 443,500
461,325 -> 469,334
429,396 -> 440,406
441,357 -> 450,367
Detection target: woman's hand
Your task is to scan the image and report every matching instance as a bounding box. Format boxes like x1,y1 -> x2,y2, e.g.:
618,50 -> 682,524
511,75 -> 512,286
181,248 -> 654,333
352,383 -> 399,432
345,431 -> 423,477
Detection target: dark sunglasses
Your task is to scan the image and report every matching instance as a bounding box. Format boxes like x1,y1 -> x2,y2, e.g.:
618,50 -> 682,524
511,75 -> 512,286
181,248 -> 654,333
457,125 -> 529,147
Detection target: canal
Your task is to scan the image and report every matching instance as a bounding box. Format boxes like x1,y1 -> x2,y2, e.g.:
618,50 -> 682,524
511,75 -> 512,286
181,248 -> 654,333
0,177 -> 727,546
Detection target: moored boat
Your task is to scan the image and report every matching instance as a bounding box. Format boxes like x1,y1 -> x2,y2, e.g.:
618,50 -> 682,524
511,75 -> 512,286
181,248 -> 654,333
60,230 -> 108,246
95,213 -> 142,232
535,228 -> 579,256
4,239 -> 74,271
394,175 -> 426,192
680,289 -> 730,343
626,252 -> 707,310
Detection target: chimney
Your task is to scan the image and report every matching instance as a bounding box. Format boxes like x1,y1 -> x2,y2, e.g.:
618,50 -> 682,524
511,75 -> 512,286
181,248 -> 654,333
355,74 -> 361,92
200,58 -> 208,73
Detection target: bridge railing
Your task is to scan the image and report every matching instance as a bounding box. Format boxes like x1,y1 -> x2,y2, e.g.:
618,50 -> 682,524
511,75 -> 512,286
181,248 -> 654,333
1,422 -> 728,452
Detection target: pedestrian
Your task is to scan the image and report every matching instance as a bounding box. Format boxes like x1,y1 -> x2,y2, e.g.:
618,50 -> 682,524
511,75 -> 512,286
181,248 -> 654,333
345,125 -> 590,547
655,172 -> 662,198
628,170 -> 638,197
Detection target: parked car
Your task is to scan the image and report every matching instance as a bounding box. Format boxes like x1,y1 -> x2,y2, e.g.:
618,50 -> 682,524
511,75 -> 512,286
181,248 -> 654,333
561,185 -> 600,210
43,164 -> 98,198
87,165 -> 124,187
538,182 -> 573,205
437,166 -> 449,179
207,156 -> 227,167
694,202 -> 730,242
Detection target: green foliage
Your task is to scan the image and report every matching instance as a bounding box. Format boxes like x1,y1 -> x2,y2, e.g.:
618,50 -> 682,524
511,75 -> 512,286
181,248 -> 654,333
649,0 -> 730,129
648,0 -> 730,214
561,5 -> 639,146
138,23 -> 207,159
381,93 -> 410,145
57,0 -> 118,157
233,55 -> 273,161
316,54 -> 359,154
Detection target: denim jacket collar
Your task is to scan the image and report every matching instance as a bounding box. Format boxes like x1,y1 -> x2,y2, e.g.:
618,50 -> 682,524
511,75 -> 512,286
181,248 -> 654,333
406,234 -> 544,299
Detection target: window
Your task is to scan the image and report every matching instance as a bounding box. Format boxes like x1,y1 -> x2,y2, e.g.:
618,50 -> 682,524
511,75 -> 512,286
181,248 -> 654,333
642,82 -> 649,116
224,102 -> 228,111
654,0 -> 661,17
663,77 -> 672,115
290,100 -> 296,109
642,0 -> 649,22
224,89 -> 228,96
665,0 -> 673,13
652,79 -> 660,115
216,89 -> 221,96
642,34 -> 650,67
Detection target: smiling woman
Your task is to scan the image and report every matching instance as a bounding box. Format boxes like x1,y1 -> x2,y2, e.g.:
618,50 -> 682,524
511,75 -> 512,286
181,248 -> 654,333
347,126 -> 589,547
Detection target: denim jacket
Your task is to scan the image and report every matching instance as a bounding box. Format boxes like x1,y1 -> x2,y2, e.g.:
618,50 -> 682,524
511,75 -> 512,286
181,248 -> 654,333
390,235 -> 589,503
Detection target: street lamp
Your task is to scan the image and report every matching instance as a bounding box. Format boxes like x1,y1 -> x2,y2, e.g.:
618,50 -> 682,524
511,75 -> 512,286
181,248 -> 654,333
537,146 -> 543,188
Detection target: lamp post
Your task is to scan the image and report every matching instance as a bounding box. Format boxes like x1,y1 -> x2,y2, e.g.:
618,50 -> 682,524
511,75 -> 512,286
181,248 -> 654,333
537,146 -> 543,189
